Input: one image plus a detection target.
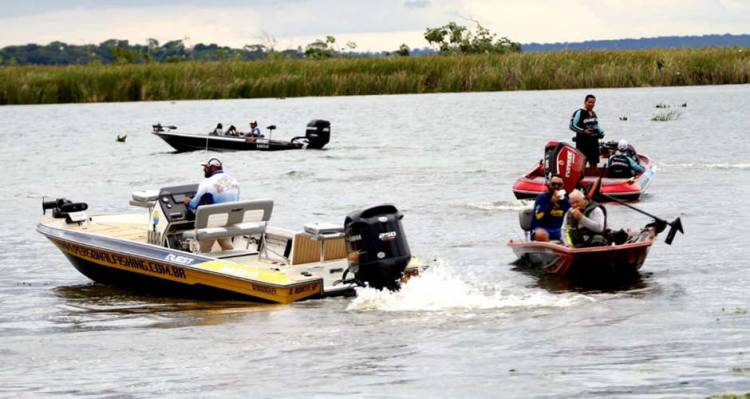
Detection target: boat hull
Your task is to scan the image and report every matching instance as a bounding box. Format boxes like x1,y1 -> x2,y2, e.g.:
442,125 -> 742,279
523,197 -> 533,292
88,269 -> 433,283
153,132 -> 310,152
38,223 -> 324,304
512,154 -> 655,202
508,239 -> 654,282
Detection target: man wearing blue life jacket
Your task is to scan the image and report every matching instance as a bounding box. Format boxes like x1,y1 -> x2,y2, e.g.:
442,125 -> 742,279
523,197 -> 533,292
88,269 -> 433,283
570,94 -> 605,168
183,158 -> 240,252
530,174 -> 571,242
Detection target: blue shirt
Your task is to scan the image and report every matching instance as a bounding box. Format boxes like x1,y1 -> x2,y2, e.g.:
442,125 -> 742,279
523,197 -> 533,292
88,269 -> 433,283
188,170 -> 240,210
530,191 -> 571,240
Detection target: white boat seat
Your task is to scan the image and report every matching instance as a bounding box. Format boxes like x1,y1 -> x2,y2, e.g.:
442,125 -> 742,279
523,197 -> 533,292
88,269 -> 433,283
183,199 -> 273,242
130,189 -> 160,208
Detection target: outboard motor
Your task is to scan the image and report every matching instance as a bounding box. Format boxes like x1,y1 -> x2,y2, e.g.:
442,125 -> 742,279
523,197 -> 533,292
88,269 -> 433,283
344,204 -> 411,291
42,198 -> 88,223
543,141 -> 585,193
303,119 -> 330,149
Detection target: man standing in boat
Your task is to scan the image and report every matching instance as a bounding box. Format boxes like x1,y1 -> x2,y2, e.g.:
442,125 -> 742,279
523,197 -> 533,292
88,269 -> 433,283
183,158 -> 240,252
570,94 -> 604,168
530,174 -> 570,242
562,189 -> 608,247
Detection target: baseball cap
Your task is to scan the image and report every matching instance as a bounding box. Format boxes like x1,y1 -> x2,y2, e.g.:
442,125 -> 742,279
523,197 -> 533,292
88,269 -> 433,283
201,158 -> 222,168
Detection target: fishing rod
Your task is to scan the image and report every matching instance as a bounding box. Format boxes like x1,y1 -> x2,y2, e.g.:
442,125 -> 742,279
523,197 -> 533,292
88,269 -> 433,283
599,192 -> 684,245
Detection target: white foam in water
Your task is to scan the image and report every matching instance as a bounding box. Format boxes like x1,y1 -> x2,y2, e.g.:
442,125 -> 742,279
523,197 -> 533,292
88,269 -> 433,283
466,200 -> 531,211
346,266 -> 592,312
659,162 -> 750,170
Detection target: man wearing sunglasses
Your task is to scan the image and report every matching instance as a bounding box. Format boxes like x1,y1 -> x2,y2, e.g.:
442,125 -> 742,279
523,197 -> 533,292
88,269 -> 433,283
530,174 -> 571,242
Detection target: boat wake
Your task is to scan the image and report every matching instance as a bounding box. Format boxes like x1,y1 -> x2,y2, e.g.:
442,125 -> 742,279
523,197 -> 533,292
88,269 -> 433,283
659,162 -> 750,170
466,200 -> 531,211
347,267 -> 592,313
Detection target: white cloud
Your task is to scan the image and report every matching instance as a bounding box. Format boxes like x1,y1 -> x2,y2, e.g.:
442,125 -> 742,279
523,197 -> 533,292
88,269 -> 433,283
0,1 -> 748,50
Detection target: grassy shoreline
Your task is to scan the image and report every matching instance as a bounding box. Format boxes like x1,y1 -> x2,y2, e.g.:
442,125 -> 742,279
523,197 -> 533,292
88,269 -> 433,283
1,48 -> 748,105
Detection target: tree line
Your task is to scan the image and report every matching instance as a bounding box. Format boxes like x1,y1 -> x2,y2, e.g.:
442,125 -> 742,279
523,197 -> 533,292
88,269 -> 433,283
0,22 -> 521,66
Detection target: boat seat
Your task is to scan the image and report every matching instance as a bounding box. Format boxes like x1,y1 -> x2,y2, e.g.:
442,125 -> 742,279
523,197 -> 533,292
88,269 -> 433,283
183,199 -> 274,242
519,208 -> 533,232
129,189 -> 159,208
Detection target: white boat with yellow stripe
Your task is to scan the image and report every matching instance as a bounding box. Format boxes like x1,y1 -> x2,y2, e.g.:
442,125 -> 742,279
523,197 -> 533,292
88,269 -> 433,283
37,185 -> 421,304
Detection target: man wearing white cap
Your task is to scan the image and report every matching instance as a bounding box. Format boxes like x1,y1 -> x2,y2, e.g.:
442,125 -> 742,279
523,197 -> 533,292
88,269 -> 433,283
183,158 -> 240,252
607,140 -> 644,178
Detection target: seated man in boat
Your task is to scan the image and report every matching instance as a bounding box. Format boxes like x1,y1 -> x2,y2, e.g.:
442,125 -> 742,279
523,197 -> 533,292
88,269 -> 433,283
607,139 -> 645,178
182,158 -> 241,253
530,174 -> 570,242
210,123 -> 223,136
570,94 -> 605,168
562,189 -> 608,247
244,121 -> 263,142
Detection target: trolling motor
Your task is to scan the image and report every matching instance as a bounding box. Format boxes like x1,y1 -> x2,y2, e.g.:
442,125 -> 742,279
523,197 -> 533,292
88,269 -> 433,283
42,197 -> 89,224
152,123 -> 177,133
291,120 -> 331,149
343,204 -> 411,291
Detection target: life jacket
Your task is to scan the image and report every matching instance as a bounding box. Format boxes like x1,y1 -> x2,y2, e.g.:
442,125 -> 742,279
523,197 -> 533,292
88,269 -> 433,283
565,201 -> 607,247
607,153 -> 633,178
571,108 -> 600,137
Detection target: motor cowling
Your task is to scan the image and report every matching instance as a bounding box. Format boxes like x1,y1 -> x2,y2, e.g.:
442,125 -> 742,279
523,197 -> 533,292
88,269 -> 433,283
305,120 -> 330,149
344,204 -> 411,291
543,141 -> 585,193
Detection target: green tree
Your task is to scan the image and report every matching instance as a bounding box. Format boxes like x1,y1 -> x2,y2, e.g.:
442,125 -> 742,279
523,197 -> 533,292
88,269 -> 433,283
305,36 -> 336,59
424,21 -> 521,54
396,43 -> 410,56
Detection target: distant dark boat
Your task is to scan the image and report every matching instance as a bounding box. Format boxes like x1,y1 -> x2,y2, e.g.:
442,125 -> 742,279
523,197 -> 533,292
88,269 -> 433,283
152,120 -> 330,152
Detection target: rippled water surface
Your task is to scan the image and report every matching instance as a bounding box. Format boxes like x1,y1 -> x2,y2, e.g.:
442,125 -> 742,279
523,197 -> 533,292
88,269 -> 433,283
1,85 -> 749,398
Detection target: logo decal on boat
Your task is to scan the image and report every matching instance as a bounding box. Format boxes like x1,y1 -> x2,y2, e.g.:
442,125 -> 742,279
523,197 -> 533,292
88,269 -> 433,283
379,231 -> 397,241
165,254 -> 195,265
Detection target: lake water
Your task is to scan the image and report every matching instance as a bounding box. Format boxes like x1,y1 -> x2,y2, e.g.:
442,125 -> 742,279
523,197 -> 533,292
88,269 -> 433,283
1,85 -> 749,398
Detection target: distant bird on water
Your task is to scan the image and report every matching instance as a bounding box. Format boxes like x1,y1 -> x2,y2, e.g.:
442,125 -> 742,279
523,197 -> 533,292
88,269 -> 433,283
116,134 -> 127,142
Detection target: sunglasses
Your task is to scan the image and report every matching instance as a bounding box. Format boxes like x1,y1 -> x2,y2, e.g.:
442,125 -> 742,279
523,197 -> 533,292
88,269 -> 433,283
549,182 -> 564,188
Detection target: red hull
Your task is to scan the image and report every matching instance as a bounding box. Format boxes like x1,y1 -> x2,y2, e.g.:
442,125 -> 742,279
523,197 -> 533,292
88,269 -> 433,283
512,154 -> 654,202
508,238 -> 655,281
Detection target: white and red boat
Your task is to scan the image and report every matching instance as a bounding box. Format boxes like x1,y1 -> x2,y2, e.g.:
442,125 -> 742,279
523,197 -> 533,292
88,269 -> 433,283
512,141 -> 655,202
508,231 -> 657,282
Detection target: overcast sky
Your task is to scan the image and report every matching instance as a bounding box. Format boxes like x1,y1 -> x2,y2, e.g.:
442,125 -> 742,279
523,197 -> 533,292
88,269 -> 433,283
1,0 -> 748,51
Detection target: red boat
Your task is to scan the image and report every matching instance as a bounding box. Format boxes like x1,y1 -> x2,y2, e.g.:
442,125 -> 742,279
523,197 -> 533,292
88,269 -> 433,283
512,141 -> 655,202
508,230 -> 656,282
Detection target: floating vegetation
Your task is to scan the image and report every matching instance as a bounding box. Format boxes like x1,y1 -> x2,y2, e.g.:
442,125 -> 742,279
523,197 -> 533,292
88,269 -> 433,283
0,47 -> 748,105
651,109 -> 682,121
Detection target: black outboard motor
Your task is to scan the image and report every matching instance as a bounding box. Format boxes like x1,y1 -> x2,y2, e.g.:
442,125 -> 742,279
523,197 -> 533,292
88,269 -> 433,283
304,119 -> 330,149
42,198 -> 88,223
344,204 -> 411,291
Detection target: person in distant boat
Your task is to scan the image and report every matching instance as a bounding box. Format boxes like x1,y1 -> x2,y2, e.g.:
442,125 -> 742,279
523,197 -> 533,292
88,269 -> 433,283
226,125 -> 238,136
570,94 -> 604,168
607,139 -> 645,178
530,174 -> 571,242
562,189 -> 608,248
248,121 -> 262,137
210,123 -> 223,136
183,158 -> 241,253
244,121 -> 263,142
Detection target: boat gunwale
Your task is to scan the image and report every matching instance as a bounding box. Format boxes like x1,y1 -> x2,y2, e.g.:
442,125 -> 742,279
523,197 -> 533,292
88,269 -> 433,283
36,221 -> 325,290
507,236 -> 656,255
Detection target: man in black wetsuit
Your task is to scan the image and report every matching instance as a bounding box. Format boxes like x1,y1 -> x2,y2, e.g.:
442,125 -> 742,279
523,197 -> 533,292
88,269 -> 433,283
570,94 -> 604,168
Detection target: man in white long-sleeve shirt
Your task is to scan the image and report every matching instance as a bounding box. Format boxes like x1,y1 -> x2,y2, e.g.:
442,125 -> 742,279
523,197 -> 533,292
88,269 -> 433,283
562,189 -> 608,247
